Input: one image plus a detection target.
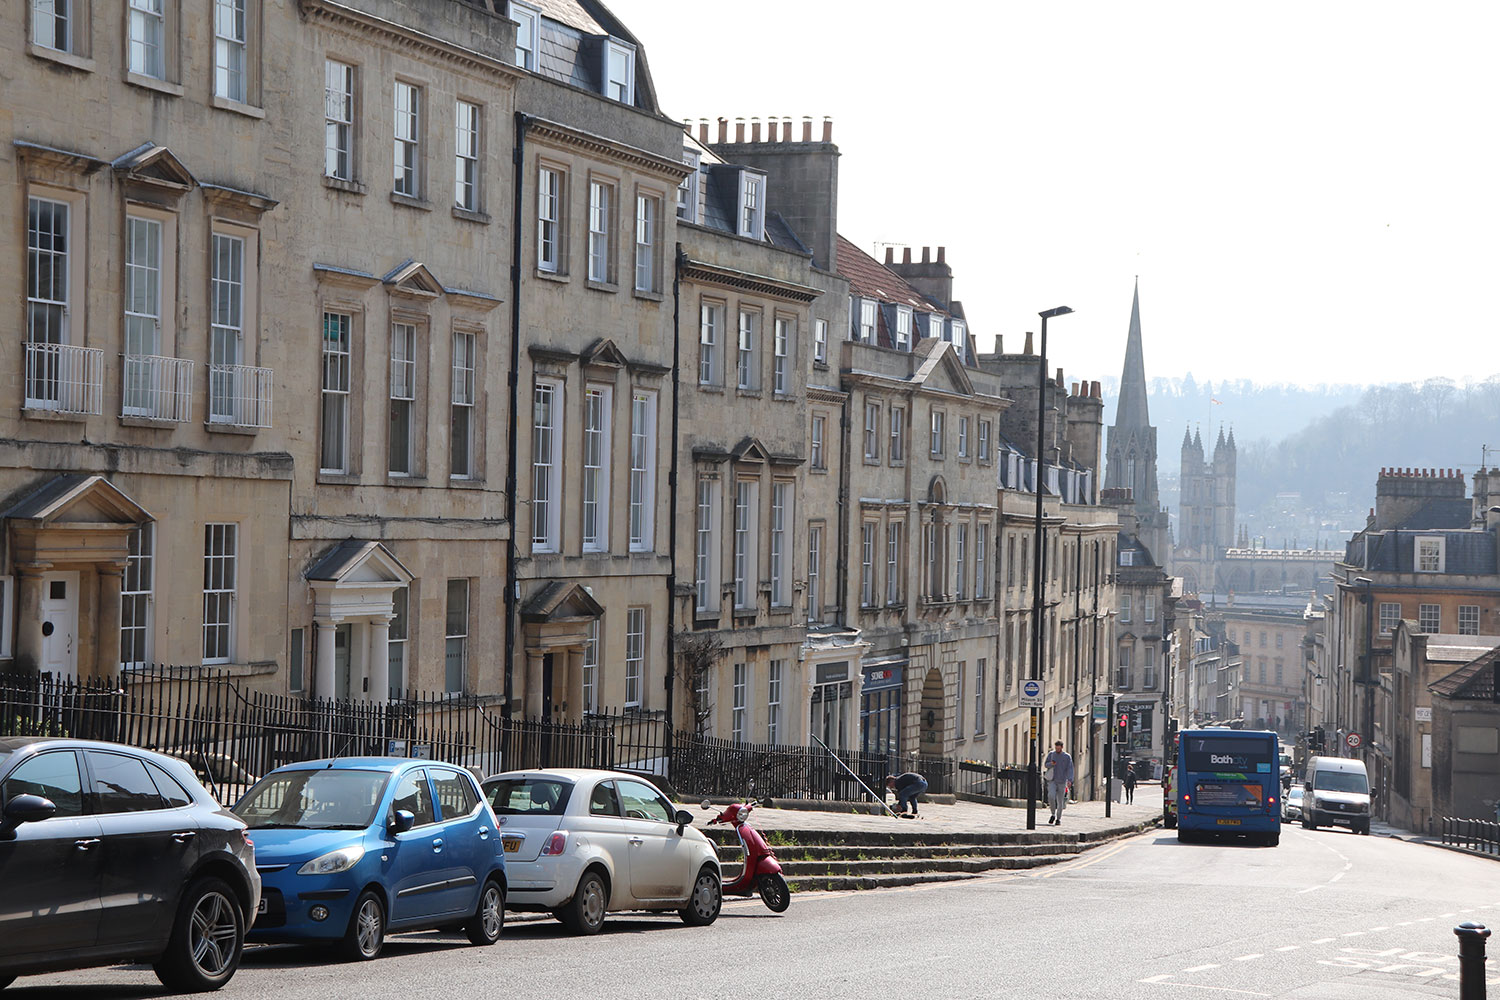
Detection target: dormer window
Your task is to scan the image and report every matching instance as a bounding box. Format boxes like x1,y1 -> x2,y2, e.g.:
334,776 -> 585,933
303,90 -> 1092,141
510,1 -> 539,70
929,314 -> 945,341
895,307 -> 912,351
858,299 -> 877,343
677,149 -> 700,222
737,170 -> 765,239
605,39 -> 635,104
1415,536 -> 1445,573
951,320 -> 968,362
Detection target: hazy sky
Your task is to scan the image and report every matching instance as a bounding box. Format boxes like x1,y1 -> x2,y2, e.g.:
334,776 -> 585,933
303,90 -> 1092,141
607,1 -> 1499,389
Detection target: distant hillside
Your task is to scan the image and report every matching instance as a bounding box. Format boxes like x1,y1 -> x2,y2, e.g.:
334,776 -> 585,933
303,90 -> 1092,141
1100,375 -> 1367,449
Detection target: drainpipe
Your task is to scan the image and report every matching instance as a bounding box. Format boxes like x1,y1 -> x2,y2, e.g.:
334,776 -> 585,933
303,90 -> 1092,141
665,246 -> 684,754
1089,539 -> 1100,798
503,112 -> 531,718
835,386 -> 851,627
1072,530 -> 1082,774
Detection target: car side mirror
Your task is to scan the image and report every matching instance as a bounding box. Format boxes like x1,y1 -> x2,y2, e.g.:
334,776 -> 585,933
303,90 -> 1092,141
390,809 -> 415,834
0,794 -> 57,839
674,808 -> 693,835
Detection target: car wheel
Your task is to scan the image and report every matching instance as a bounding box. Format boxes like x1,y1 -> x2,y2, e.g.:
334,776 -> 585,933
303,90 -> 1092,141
679,866 -> 722,926
153,877 -> 245,992
560,870 -> 608,936
757,873 -> 790,913
465,879 -> 504,946
340,890 -> 386,961
1356,820 -> 1370,836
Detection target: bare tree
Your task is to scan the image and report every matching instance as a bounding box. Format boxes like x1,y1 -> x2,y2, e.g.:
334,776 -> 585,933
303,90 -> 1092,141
676,631 -> 726,737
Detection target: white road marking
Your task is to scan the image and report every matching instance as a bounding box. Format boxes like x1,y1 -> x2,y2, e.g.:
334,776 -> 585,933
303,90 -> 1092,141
1140,984 -> 1269,997
1440,912 -> 1456,918
1233,953 -> 1262,961
1418,917 -> 1434,922
1182,963 -> 1221,973
1311,937 -> 1335,944
1297,885 -> 1323,894
1341,931 -> 1365,937
1397,921 -> 1413,926
1330,872 -> 1345,882
1275,945 -> 1300,952
1371,925 -> 1389,931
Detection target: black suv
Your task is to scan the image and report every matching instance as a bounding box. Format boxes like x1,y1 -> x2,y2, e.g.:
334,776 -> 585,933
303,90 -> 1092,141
0,737 -> 260,992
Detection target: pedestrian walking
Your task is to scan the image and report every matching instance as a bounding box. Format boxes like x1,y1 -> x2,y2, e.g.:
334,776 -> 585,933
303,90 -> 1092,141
1042,741 -> 1074,825
886,771 -> 927,818
1123,762 -> 1137,804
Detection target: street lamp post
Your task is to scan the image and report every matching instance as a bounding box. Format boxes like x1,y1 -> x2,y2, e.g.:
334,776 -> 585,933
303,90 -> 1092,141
1027,305 -> 1073,831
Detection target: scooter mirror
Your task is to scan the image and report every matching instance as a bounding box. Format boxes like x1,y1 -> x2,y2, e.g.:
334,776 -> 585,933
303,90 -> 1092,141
701,798 -> 712,810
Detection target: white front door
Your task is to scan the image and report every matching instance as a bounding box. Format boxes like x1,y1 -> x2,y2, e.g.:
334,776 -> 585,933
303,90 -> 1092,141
39,571 -> 80,679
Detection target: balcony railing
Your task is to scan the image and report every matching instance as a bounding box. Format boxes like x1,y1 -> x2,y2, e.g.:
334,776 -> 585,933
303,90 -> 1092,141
25,342 -> 104,415
121,354 -> 194,422
208,363 -> 273,428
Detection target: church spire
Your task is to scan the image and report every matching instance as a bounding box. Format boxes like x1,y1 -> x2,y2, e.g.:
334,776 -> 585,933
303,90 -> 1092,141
1112,277 -> 1149,432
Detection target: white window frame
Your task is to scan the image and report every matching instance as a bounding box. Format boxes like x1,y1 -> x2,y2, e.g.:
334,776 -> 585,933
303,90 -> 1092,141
510,0 -> 539,70
952,320 -> 968,363
813,318 -> 828,364
32,0 -> 74,53
975,522 -> 989,600
213,0 -> 247,104
455,99 -> 481,212
1419,603 -> 1441,633
324,59 -> 355,180
450,331 -> 477,479
858,299 -> 877,343
699,301 -> 721,385
583,385 -> 612,552
531,378 -> 563,552
890,407 -> 905,463
387,586 -> 408,698
581,618 -> 599,714
628,391 -> 656,552
978,420 -> 991,462
930,408 -> 944,457
537,166 -> 561,273
1144,593 -> 1157,623
208,229 -> 249,425
634,193 -> 656,292
974,659 -> 986,735
445,578 -> 468,694
807,525 -> 822,624
320,311 -> 351,474
737,309 -> 758,390
767,661 -> 783,744
128,0 -> 165,79
895,306 -> 912,351
605,38 -> 635,104
955,661 -> 966,740
677,148 -> 700,223
1120,594 -> 1132,623
955,522 -> 968,600
695,478 -> 720,613
202,523 -> 237,665
770,481 -> 792,608
26,195 -> 71,350
886,521 -> 902,605
929,313 -> 945,341
864,401 -> 880,462
731,662 -> 748,743
388,321 -> 417,476
588,179 -> 611,282
737,170 -> 765,239
624,607 -> 646,708
861,521 -> 876,608
810,414 -> 825,471
772,317 -> 791,395
1379,601 -> 1401,634
393,80 -> 421,197
733,480 -> 758,610
1459,604 -> 1480,636
958,416 -> 969,458
120,523 -> 154,669
1415,536 -> 1445,573
122,214 -> 164,417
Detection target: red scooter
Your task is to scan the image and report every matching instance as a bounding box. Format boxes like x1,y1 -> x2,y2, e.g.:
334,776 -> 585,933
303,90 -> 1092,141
702,799 -> 790,912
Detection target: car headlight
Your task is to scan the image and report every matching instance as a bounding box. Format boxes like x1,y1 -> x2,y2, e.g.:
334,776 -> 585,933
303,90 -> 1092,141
298,845 -> 366,875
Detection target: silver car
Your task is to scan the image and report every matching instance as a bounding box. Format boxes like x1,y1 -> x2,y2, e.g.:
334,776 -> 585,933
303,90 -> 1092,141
1282,784 -> 1305,823
482,769 -> 720,934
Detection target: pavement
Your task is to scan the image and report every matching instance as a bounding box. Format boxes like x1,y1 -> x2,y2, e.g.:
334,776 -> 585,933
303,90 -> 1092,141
690,788 -> 1164,839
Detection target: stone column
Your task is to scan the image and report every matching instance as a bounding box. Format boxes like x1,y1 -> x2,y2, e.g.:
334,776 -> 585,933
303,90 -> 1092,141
800,661 -> 817,747
95,563 -> 125,678
523,649 -> 544,719
315,619 -> 337,700
368,617 -> 392,703
565,647 -> 583,720
13,564 -> 49,674
848,665 -> 866,754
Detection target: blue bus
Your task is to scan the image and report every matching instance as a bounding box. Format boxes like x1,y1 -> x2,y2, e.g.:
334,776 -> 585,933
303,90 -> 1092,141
1176,728 -> 1281,846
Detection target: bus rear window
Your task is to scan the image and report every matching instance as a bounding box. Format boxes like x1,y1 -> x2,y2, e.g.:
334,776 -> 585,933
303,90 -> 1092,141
1183,737 -> 1273,773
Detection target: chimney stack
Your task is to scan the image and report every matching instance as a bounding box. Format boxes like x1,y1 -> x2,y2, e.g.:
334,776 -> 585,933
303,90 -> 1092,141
1023,332 -> 1034,355
699,119 -> 710,143
822,117 -> 833,142
750,118 -> 761,142
995,335 -> 1003,354
766,119 -> 777,142
937,246 -> 946,264
902,247 -> 912,264
735,118 -> 745,142
802,116 -> 812,142
1092,380 -> 1102,398
1056,368 -> 1064,386
920,246 -> 930,263
884,247 -> 894,265
717,117 -> 728,143
783,117 -> 793,141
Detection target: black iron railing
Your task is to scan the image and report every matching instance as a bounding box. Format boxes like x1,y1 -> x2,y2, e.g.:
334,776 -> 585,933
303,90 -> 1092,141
1441,816 -> 1500,857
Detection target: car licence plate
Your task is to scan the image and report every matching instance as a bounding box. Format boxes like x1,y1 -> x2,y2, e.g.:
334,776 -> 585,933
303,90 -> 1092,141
502,837 -> 522,853
257,898 -> 268,914
1216,818 -> 1242,826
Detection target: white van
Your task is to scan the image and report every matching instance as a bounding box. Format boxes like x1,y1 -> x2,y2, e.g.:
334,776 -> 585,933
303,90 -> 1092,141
1302,756 -> 1372,835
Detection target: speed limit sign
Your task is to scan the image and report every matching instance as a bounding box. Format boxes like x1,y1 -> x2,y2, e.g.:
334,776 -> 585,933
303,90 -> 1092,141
1346,731 -> 1362,749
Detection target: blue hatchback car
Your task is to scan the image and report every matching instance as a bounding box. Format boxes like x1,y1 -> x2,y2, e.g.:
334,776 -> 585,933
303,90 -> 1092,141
234,758 -> 505,960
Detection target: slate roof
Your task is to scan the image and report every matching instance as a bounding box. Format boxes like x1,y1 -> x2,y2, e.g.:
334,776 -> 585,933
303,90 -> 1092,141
1429,645 -> 1499,701
305,539 -> 413,583
836,236 -> 948,315
1350,528 -> 1498,576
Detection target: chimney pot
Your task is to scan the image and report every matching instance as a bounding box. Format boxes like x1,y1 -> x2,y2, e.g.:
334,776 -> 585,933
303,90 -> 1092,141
699,119 -> 710,143
937,246 -> 946,264
751,118 -> 761,142
822,117 -> 833,142
783,117 -> 793,141
735,118 -> 746,142
766,119 -> 777,142
884,246 -> 895,265
1023,332 -> 1035,355
902,247 -> 912,264
718,117 -> 728,143
1071,382 -> 1080,396
1092,380 -> 1102,398
995,335 -> 1003,354
802,117 -> 812,142
1056,367 -> 1064,386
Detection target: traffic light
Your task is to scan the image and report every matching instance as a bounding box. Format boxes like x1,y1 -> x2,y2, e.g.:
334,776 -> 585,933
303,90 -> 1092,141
1118,713 -> 1129,741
